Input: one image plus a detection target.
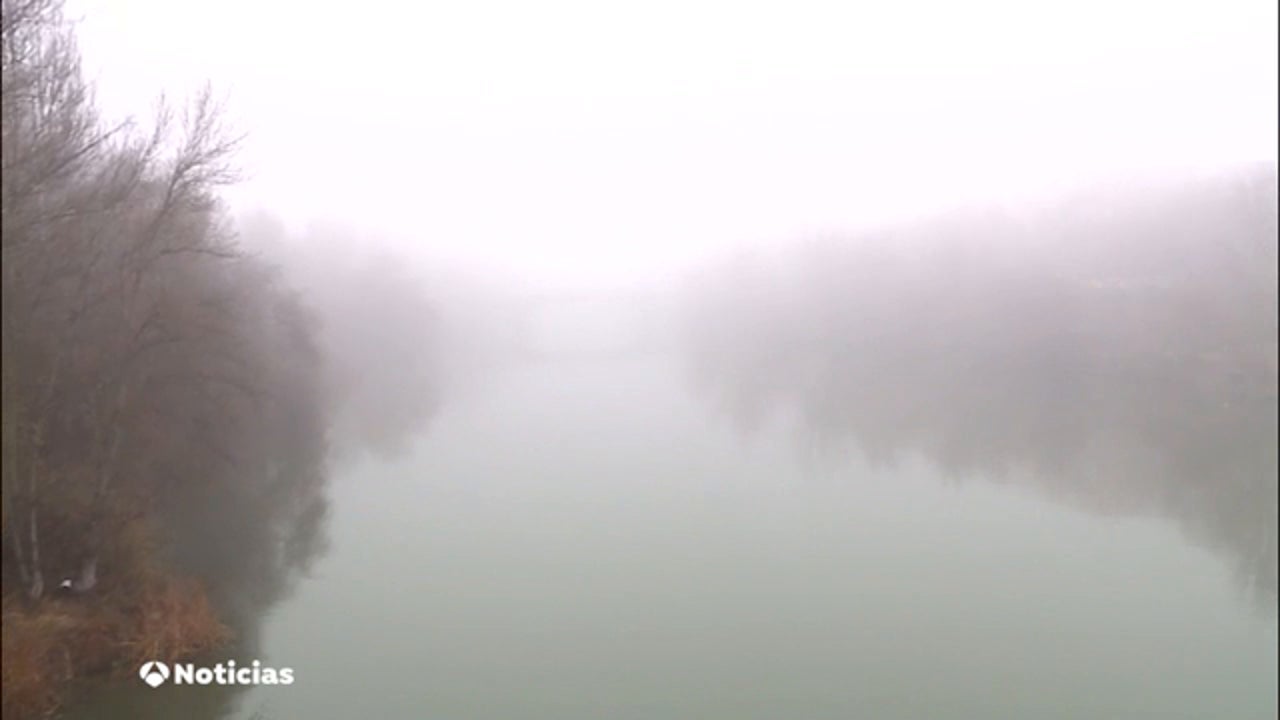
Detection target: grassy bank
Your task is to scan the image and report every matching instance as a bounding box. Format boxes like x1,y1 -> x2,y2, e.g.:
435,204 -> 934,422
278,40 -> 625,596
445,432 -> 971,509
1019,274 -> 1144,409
2,570 -> 227,719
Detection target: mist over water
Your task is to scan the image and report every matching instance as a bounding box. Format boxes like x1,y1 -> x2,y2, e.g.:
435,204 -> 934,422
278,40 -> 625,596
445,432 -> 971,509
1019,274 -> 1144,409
7,0 -> 1274,718
58,168 -> 1279,720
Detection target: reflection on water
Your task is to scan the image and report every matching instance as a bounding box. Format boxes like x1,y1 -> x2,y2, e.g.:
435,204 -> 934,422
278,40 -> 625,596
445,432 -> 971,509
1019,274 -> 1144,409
60,411 -> 334,720
689,349 -> 1278,614
59,348 -> 1277,720
683,171 -> 1278,613
59,171 -> 1280,717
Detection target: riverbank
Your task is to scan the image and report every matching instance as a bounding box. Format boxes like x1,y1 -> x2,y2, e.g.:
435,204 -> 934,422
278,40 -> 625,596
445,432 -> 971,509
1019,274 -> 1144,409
2,571 -> 227,719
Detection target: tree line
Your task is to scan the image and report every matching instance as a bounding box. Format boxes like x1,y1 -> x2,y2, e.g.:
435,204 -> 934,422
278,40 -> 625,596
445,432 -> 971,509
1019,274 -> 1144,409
1,0 -> 332,715
1,3 -> 519,713
682,166 -> 1278,610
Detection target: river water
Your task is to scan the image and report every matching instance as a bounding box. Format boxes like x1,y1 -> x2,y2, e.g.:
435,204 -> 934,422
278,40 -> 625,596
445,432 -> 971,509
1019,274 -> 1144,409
66,309 -> 1277,720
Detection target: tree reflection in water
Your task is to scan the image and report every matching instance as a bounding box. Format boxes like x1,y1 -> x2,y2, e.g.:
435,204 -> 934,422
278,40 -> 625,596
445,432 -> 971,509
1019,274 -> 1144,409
684,169 -> 1278,613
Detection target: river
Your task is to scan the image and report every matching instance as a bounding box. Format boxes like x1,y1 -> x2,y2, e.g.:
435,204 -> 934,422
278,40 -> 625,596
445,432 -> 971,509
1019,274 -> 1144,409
64,303 -> 1277,720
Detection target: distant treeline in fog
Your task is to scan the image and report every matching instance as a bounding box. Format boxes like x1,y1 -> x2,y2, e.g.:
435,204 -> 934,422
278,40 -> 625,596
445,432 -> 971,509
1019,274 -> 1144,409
236,214 -> 534,457
683,167 -> 1278,608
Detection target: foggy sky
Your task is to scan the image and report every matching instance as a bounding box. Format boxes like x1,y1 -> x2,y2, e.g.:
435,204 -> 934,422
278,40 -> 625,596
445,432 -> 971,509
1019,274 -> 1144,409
66,0 -> 1278,291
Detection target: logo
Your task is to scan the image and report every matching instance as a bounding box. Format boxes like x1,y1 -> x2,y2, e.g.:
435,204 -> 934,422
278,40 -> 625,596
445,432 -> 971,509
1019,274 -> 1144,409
139,661 -> 170,688
138,659 -> 294,688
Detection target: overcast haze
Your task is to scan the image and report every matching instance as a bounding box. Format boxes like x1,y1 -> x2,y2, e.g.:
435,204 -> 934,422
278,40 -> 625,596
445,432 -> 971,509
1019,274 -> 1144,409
7,1 -> 1278,718
66,0 -> 1277,290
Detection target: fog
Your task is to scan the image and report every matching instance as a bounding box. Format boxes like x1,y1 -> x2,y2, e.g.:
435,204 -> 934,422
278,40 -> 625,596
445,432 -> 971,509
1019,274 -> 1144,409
3,1 -> 1276,719
66,0 -> 1277,292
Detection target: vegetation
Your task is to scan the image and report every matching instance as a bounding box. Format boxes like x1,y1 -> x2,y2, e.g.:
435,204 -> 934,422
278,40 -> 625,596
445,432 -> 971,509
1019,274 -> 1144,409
235,215 -> 533,459
2,0 -> 1274,715
683,167 -> 1278,610
1,1 -> 331,716
0,5 -> 506,714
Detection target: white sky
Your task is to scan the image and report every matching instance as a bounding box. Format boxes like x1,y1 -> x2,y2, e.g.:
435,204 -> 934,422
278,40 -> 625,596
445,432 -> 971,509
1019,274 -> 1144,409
67,0 -> 1277,291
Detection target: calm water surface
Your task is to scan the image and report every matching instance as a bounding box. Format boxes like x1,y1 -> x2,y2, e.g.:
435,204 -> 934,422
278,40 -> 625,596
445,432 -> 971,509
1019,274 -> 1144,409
68,345 -> 1278,719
